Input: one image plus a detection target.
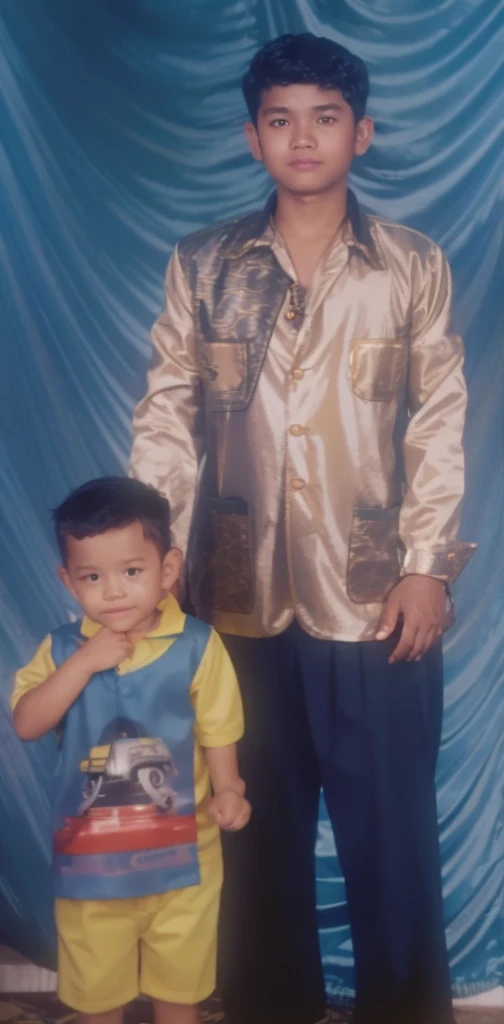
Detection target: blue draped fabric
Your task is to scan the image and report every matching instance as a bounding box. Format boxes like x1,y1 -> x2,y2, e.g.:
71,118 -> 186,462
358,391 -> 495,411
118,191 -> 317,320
1,0 -> 503,997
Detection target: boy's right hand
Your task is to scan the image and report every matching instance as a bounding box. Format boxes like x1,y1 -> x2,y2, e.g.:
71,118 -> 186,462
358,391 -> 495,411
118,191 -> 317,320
76,628 -> 134,675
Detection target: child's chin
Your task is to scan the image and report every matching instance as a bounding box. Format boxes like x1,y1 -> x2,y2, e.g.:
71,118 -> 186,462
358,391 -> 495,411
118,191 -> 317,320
98,613 -> 138,631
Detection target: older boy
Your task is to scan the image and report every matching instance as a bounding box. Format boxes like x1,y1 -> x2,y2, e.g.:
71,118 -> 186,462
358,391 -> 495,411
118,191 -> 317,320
131,34 -> 475,1024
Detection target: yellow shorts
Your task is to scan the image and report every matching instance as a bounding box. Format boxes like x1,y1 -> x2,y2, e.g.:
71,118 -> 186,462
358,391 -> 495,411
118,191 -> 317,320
55,844 -> 223,1014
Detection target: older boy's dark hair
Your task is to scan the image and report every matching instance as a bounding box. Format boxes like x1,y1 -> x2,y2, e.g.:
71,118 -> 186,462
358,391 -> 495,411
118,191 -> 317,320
242,33 -> 369,124
53,477 -> 171,562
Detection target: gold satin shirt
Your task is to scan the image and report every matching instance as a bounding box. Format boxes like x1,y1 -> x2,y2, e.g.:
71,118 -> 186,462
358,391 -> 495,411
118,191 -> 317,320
131,204 -> 474,641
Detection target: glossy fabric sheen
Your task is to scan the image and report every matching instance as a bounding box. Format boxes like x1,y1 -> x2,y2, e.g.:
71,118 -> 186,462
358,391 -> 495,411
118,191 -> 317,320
0,0 -> 502,999
131,209 -> 473,640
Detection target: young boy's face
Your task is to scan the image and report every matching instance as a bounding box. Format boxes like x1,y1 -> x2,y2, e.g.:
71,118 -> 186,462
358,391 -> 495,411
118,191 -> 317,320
59,520 -> 181,636
245,83 -> 373,197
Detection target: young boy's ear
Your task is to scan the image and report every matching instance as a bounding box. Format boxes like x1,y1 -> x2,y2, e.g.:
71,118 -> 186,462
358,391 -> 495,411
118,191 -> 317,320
162,548 -> 183,592
58,565 -> 78,601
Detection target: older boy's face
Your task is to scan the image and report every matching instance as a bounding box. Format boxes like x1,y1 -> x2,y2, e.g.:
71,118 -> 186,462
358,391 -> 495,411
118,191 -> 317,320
59,521 -> 180,637
245,83 -> 373,197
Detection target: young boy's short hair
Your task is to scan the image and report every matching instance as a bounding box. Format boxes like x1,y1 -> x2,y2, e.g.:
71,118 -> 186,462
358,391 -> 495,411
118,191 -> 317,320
242,32 -> 369,124
53,476 -> 171,562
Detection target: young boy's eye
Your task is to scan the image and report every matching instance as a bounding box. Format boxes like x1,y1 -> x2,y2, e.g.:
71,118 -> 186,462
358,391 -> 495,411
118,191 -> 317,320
84,573 -> 100,583
125,568 -> 141,577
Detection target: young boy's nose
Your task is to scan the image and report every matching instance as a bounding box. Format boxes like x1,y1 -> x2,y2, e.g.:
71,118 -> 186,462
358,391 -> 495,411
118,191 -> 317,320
103,575 -> 126,599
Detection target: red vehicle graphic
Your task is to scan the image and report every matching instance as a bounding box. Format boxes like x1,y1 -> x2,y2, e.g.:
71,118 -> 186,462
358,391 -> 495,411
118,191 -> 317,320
54,737 -> 197,855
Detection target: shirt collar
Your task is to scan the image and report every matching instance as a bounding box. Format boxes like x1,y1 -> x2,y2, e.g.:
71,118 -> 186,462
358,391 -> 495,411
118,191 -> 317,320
80,593 -> 185,640
218,189 -> 383,270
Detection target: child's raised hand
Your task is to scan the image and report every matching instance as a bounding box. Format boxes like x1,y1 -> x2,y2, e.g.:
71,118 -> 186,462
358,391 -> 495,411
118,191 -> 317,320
77,628 -> 134,674
209,790 -> 251,832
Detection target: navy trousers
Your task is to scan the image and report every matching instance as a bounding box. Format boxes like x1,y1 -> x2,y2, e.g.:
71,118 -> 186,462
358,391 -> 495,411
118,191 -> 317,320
218,622 -> 455,1024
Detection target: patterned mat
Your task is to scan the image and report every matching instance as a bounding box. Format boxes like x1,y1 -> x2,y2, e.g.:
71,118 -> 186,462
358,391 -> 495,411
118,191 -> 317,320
0,998 -> 352,1023
0,995 -> 501,1024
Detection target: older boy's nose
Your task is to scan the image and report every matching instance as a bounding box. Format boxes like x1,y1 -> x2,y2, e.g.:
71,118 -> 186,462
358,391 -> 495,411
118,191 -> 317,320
291,119 -> 316,149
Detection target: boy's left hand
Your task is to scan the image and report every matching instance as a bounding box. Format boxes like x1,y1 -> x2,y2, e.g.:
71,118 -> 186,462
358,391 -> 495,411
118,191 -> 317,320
376,575 -> 448,663
209,790 -> 251,831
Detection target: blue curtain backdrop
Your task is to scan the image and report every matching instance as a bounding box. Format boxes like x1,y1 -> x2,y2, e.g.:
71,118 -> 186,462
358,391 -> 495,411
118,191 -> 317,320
1,0 -> 503,1000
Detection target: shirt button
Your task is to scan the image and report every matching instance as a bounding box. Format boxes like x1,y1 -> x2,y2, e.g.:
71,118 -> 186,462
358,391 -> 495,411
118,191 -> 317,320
292,368 -> 305,380
289,424 -> 304,437
291,478 -> 305,491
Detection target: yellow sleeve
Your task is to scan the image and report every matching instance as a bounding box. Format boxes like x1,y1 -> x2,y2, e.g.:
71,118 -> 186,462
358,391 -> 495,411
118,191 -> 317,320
190,629 -> 244,748
10,635 -> 56,711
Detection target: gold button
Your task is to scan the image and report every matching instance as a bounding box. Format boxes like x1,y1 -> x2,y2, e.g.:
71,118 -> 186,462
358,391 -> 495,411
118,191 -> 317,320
289,424 -> 304,437
285,310 -> 297,321
291,478 -> 305,491
447,552 -> 456,560
292,368 -> 305,380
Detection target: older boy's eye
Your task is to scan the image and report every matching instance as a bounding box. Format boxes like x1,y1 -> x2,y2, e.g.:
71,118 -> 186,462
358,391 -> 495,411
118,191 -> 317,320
319,116 -> 336,124
271,118 -> 289,128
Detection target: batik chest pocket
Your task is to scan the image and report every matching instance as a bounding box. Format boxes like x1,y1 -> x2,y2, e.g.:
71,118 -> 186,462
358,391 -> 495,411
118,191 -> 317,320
197,337 -> 246,397
349,336 -> 408,402
195,287 -> 249,410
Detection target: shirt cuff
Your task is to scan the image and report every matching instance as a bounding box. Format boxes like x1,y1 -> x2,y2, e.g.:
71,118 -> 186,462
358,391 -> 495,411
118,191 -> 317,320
401,542 -> 477,584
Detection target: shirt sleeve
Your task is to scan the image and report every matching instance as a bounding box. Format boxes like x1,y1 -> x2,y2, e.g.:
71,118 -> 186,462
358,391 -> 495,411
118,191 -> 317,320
400,242 -> 476,582
190,629 -> 244,749
129,245 -> 204,557
10,634 -> 56,712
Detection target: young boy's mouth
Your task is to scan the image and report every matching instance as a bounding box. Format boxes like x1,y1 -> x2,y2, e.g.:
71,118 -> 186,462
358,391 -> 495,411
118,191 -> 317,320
102,607 -> 135,616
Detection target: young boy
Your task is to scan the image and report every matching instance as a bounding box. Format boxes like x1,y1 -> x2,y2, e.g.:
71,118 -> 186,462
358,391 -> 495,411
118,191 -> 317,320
11,476 -> 250,1024
130,33 -> 475,1024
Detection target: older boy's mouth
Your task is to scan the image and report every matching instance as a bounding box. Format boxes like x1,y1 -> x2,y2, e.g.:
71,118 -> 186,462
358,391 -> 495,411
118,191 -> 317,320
289,158 -> 322,170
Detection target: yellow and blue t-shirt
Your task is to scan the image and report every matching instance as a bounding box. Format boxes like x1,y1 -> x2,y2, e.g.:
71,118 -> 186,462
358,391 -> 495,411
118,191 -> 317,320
11,595 -> 243,901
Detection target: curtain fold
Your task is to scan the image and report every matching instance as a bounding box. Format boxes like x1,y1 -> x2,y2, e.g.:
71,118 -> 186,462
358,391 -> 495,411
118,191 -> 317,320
1,0 -> 502,996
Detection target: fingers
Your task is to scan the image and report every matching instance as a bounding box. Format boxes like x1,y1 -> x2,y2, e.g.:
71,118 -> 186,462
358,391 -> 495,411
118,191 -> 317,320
384,576 -> 447,664
375,593 -> 400,641
212,808 -> 235,830
390,623 -> 442,664
412,625 -> 442,662
122,633 -> 136,654
210,807 -> 229,827
407,624 -> 431,662
208,797 -> 234,828
222,801 -> 252,831
389,623 -> 419,663
209,796 -> 251,831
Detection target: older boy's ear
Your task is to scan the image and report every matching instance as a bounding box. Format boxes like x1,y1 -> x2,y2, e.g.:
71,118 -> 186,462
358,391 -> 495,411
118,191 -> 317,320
58,565 -> 78,601
162,547 -> 183,590
244,121 -> 262,162
354,115 -> 374,157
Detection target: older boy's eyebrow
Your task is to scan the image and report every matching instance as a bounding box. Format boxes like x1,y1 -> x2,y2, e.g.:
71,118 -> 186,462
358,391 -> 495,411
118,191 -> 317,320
261,105 -> 290,115
313,103 -> 345,113
260,103 -> 345,116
